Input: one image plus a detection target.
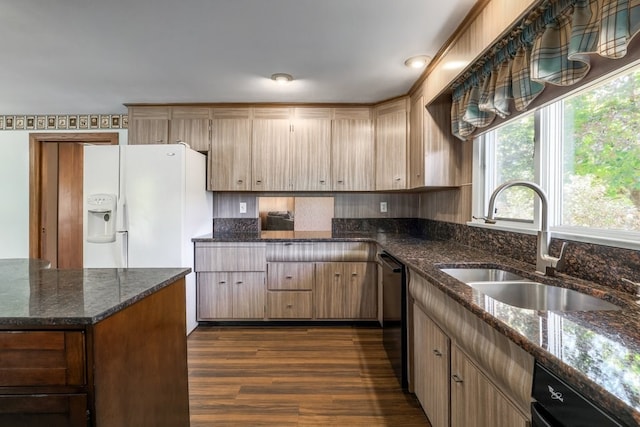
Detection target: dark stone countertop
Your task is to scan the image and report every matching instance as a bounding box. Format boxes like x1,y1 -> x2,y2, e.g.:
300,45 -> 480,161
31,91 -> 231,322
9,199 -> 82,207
196,231 -> 640,426
0,259 -> 190,326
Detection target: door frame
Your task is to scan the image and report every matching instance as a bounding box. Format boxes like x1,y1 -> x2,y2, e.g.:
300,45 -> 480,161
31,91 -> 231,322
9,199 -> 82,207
29,132 -> 119,259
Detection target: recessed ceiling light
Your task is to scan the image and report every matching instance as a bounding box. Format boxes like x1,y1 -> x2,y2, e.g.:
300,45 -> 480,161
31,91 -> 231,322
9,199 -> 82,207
271,73 -> 293,84
404,55 -> 431,69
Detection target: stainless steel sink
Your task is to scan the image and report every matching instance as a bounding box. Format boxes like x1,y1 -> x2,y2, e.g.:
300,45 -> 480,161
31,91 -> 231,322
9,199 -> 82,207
440,268 -> 528,283
441,268 -> 621,311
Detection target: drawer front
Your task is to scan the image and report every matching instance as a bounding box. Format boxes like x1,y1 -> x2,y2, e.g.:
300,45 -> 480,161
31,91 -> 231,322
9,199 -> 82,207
267,292 -> 313,319
0,393 -> 87,427
267,242 -> 376,262
267,263 -> 314,290
0,331 -> 85,387
195,243 -> 266,271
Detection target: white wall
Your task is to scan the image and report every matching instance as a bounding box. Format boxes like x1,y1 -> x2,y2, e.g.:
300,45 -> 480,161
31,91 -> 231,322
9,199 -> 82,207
0,129 -> 128,258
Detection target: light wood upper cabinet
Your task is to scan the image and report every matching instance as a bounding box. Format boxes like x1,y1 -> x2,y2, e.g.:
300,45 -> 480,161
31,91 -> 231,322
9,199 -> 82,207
169,107 -> 210,152
375,98 -> 408,190
209,108 -> 252,191
252,108 -> 292,191
450,344 -> 528,427
332,107 -> 374,191
291,108 -> 332,191
128,106 -> 170,145
409,94 -> 425,189
413,304 -> 450,427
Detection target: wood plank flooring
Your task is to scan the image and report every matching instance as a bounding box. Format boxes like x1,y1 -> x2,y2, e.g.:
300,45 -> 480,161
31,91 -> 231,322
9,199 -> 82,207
187,326 -> 430,426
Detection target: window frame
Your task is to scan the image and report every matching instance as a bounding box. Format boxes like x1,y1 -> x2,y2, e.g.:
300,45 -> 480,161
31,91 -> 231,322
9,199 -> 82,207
470,62 -> 640,251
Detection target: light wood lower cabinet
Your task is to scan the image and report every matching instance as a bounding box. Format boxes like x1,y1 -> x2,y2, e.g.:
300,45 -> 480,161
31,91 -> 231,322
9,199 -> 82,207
315,262 -> 376,319
409,270 -> 533,427
266,262 -> 314,319
198,272 -> 265,319
267,291 -> 313,319
451,344 -> 529,427
413,305 -> 450,427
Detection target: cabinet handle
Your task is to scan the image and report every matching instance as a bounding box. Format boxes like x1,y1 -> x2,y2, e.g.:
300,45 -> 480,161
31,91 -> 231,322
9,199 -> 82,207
235,281 -> 243,285
433,349 -> 442,357
335,272 -> 341,277
320,180 -> 326,184
351,272 -> 358,276
237,179 -> 244,184
452,374 -> 464,384
286,304 -> 293,308
285,275 -> 293,279
284,242 -> 293,246
394,177 -> 401,181
255,180 -> 262,185
219,281 -> 227,284
337,180 -> 344,184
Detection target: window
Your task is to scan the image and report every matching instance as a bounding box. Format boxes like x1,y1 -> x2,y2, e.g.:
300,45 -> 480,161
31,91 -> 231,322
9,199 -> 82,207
473,62 -> 640,248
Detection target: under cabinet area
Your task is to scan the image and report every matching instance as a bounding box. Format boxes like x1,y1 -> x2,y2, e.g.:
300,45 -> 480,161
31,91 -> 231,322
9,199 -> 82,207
409,270 -> 533,427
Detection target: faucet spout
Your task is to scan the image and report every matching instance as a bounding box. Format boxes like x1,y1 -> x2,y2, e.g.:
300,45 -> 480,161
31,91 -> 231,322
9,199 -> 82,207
486,180 -> 566,276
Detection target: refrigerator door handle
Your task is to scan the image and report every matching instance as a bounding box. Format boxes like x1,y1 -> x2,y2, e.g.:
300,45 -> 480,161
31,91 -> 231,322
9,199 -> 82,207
119,230 -> 129,268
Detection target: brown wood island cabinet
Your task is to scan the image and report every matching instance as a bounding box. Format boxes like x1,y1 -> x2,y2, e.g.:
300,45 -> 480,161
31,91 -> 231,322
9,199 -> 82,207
0,266 -> 191,427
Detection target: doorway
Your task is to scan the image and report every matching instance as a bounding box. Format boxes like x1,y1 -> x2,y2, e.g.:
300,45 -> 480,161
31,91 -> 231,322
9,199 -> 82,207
29,133 -> 119,268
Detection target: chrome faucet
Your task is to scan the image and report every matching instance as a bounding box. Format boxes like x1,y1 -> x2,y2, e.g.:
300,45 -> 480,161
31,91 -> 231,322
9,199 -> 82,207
485,180 -> 566,276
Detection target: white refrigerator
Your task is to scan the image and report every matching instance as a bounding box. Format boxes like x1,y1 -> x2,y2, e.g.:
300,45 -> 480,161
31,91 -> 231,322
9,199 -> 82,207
83,144 -> 212,334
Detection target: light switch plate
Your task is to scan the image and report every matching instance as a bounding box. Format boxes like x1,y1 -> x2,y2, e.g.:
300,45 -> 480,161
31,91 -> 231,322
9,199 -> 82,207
380,201 -> 388,213
239,202 -> 247,214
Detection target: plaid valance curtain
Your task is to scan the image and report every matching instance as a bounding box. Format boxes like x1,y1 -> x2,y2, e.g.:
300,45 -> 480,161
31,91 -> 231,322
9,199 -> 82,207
451,0 -> 640,141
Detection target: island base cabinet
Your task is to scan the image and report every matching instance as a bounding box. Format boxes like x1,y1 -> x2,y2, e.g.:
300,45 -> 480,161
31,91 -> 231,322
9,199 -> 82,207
0,394 -> 87,427
451,344 -> 529,427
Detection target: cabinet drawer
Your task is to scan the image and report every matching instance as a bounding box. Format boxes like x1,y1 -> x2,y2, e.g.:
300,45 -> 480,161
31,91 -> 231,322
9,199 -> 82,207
0,331 -> 85,387
195,243 -> 266,271
267,292 -> 312,319
0,393 -> 87,427
267,242 -> 376,262
267,263 -> 314,290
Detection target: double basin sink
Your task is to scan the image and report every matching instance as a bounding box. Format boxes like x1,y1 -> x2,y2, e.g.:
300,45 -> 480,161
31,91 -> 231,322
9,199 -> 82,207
440,267 -> 620,311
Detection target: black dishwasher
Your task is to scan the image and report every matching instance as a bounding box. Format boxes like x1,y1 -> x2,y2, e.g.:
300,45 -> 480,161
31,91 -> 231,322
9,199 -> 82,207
379,252 -> 408,390
531,363 -> 624,427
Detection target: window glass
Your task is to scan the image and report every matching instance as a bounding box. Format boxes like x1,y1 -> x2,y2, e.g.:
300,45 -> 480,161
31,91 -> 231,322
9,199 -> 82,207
489,114 -> 535,221
562,67 -> 640,232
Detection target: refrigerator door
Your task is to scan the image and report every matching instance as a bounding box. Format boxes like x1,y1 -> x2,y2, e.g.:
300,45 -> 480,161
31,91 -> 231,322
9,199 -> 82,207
83,145 -> 122,268
123,144 -> 185,268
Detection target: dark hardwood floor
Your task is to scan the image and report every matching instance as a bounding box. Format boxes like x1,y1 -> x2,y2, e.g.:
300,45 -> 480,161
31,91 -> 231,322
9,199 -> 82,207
187,326 -> 430,426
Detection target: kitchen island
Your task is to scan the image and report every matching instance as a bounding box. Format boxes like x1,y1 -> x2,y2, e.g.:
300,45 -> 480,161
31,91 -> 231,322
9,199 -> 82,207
0,260 -> 190,427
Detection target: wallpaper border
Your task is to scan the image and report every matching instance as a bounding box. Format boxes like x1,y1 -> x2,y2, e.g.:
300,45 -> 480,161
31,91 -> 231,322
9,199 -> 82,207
0,114 -> 128,131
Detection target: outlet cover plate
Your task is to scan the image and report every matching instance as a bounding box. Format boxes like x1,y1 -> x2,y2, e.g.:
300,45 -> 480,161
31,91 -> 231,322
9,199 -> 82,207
239,202 -> 247,214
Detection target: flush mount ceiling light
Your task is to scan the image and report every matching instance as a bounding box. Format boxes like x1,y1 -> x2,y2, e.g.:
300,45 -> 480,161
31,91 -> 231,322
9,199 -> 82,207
271,73 -> 293,84
404,55 -> 431,69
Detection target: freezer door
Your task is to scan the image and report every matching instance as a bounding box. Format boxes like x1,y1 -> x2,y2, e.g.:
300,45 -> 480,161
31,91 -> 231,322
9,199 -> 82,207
123,144 -> 185,267
83,145 -> 122,268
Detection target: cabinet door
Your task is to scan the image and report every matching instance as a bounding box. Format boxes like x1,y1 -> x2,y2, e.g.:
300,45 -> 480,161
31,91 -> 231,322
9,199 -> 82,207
344,262 -> 377,319
315,262 -> 346,319
332,118 -> 374,191
375,100 -> 407,190
197,272 -> 233,319
451,345 -> 528,427
231,272 -> 265,319
252,108 -> 292,191
413,305 -> 450,427
128,107 -> 170,145
409,94 -> 425,189
291,116 -> 331,191
267,262 -> 315,290
210,111 -> 252,191
169,107 -> 210,151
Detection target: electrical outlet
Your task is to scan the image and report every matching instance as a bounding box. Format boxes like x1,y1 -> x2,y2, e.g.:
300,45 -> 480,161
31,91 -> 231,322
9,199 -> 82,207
239,202 -> 247,214
380,201 -> 388,213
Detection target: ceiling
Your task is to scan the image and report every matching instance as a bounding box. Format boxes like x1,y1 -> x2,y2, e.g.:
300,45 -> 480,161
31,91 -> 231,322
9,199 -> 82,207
1,0 -> 477,115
